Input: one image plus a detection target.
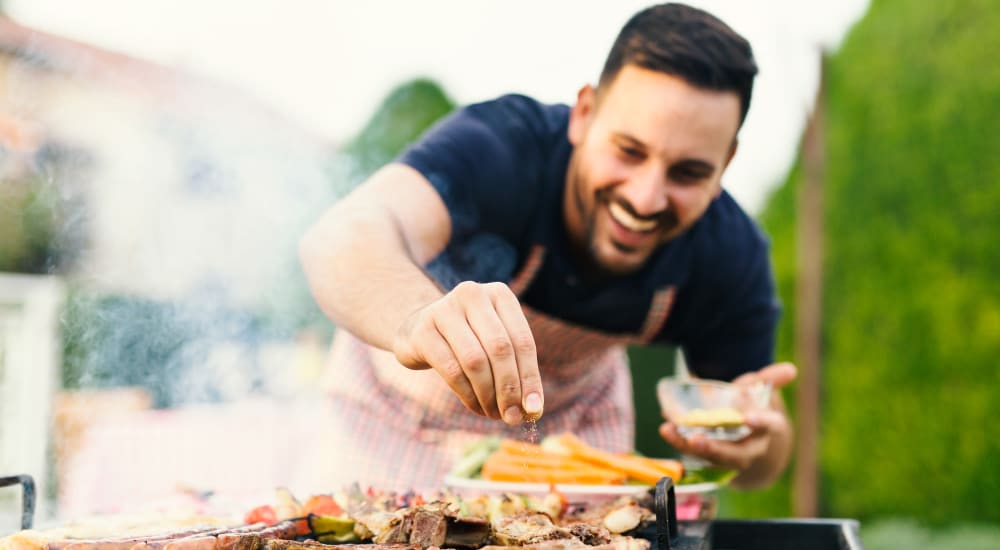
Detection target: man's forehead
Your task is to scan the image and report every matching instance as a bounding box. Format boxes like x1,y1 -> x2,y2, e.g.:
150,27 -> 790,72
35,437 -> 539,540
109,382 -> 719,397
594,65 -> 741,153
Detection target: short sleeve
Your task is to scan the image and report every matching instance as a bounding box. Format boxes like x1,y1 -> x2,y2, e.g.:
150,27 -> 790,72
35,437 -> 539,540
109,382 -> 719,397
397,95 -> 550,244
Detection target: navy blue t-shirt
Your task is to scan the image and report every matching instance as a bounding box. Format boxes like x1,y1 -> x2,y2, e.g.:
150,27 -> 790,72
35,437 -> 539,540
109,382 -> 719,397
398,94 -> 779,381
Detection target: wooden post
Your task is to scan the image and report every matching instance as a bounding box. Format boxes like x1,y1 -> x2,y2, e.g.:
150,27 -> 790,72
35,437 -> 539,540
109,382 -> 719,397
794,51 -> 826,518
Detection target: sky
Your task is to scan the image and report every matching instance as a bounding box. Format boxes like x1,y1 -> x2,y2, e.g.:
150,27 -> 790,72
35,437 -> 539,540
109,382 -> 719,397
5,0 -> 870,214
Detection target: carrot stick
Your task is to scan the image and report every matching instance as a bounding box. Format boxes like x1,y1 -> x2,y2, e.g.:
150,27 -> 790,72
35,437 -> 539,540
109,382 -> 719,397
486,451 -> 625,477
481,459 -> 626,485
617,454 -> 684,482
556,433 -> 672,485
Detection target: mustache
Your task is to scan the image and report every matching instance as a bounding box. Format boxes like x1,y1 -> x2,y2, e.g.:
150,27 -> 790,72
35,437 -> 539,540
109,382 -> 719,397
596,188 -> 678,229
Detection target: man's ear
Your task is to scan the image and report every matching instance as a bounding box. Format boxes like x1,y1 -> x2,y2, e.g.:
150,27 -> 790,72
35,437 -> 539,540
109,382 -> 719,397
568,84 -> 596,146
715,138 -> 739,198
725,138 -> 739,168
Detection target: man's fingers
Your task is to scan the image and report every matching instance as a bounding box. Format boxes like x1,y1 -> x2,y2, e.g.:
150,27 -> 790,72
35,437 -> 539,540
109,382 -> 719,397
734,362 -> 798,389
489,283 -> 543,422
397,282 -> 542,424
659,423 -> 690,450
416,322 -> 484,416
433,304 -> 499,419
463,285 -> 522,424
659,422 -> 768,471
733,363 -> 799,388
744,409 -> 786,431
759,362 -> 797,388
700,435 -> 769,471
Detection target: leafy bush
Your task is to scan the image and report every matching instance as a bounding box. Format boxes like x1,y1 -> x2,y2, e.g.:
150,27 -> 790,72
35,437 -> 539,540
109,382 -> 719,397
726,0 -> 1000,524
862,519 -> 1000,550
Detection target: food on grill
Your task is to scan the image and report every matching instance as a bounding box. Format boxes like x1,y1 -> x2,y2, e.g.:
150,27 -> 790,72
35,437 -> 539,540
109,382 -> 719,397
456,433 -> 683,487
676,407 -> 745,429
598,505 -> 650,535
1,483 -> 657,550
0,520 -> 300,550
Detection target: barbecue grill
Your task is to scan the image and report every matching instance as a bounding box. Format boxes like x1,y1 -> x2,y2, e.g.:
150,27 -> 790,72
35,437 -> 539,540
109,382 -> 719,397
1,474 -> 863,549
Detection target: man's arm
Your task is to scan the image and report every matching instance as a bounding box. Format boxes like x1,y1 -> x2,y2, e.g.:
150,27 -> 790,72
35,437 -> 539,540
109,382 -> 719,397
298,163 -> 544,424
299,163 -> 450,350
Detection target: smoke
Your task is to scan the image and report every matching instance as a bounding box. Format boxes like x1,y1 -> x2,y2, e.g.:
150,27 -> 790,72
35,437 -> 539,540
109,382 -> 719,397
0,26 -> 458,518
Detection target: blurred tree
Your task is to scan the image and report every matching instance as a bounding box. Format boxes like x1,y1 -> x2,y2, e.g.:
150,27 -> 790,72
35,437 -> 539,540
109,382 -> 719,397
0,176 -> 64,273
0,177 -> 53,272
728,0 -> 1000,524
341,78 -> 455,183
0,142 -> 89,274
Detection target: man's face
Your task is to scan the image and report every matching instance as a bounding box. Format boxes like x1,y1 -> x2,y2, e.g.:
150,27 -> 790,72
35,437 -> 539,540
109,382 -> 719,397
564,65 -> 741,276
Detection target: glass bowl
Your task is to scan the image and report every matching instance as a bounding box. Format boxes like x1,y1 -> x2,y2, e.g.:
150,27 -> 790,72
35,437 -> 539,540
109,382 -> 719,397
656,377 -> 771,441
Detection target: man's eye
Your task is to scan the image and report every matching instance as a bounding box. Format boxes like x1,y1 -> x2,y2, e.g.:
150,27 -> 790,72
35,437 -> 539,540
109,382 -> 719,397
618,145 -> 644,159
672,169 -> 709,183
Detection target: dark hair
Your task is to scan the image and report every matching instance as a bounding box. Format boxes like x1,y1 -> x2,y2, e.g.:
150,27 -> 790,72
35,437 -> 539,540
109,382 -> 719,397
599,3 -> 758,126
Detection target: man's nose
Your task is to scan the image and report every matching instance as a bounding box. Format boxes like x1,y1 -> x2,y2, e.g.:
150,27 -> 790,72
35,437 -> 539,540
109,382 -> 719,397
617,167 -> 669,216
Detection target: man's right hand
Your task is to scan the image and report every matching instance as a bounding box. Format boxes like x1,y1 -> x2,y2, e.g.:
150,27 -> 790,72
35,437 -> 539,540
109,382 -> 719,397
392,281 -> 544,425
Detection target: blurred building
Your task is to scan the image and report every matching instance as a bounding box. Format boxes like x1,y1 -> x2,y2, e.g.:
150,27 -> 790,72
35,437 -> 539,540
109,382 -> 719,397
0,16 -> 338,520
0,15 -> 335,304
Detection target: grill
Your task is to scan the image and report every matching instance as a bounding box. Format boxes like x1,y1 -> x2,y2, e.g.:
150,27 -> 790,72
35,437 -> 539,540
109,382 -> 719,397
640,478 -> 862,549
1,475 -> 863,549
0,475 -> 35,531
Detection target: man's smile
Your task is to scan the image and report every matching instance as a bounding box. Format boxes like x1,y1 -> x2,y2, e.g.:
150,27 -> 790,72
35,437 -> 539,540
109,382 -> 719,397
608,201 -> 659,233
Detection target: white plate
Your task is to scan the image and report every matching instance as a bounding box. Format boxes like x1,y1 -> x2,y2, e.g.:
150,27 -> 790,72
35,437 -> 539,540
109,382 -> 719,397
442,475 -> 718,498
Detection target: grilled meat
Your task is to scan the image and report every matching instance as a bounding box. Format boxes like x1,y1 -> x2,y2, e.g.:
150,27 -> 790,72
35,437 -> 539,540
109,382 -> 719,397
491,513 -> 573,546
565,524 -> 612,546
408,507 -> 446,547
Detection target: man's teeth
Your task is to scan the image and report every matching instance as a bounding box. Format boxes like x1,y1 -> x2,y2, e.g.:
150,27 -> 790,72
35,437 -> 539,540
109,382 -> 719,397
608,202 -> 658,232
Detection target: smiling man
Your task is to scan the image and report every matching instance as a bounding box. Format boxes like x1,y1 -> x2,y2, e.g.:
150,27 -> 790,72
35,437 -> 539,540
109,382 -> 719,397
300,2 -> 795,492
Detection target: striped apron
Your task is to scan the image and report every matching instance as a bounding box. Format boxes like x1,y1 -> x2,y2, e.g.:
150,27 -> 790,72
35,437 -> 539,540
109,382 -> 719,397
294,246 -> 676,494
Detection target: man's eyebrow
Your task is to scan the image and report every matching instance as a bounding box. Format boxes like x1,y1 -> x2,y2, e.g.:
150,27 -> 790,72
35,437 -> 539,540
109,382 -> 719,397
674,159 -> 716,172
611,132 -> 646,148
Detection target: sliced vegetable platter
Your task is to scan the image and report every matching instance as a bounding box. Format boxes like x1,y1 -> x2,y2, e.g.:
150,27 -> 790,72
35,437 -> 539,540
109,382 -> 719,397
446,432 -> 736,496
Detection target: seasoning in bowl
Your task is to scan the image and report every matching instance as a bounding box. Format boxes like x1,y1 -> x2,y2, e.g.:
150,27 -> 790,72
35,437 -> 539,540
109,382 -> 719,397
657,377 -> 771,441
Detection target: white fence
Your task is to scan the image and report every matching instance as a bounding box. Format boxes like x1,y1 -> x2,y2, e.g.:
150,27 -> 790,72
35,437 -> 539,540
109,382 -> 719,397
0,273 -> 64,525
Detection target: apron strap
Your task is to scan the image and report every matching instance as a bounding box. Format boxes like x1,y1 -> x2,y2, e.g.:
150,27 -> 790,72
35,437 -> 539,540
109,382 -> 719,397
636,286 -> 677,344
508,244 -> 546,296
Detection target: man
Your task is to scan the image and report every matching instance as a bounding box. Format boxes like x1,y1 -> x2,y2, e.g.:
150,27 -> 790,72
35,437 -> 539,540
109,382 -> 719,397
299,2 -> 795,492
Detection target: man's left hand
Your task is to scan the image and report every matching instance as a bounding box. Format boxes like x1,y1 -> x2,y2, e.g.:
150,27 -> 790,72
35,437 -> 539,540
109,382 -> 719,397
659,362 -> 797,489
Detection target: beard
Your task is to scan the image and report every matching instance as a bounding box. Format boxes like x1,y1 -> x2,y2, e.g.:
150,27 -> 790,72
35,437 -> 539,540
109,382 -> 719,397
568,167 -> 680,278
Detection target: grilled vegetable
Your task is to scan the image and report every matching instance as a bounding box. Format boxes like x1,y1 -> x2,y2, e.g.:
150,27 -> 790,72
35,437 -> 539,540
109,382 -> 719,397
244,505 -> 278,526
307,515 -> 357,543
301,495 -> 343,517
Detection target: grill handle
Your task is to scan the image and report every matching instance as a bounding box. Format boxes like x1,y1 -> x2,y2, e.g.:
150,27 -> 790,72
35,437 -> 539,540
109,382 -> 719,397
653,476 -> 678,550
0,475 -> 35,530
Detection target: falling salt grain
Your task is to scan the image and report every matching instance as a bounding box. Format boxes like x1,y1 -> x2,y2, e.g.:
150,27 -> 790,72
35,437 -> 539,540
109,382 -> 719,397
521,418 -> 540,444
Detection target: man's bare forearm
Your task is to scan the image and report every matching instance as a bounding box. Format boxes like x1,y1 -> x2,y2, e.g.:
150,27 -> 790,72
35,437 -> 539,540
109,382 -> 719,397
299,202 -> 443,351
300,165 -> 544,423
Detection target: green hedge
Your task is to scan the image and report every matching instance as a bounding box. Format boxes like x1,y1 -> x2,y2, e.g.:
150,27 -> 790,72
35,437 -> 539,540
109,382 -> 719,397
740,0 -> 1000,524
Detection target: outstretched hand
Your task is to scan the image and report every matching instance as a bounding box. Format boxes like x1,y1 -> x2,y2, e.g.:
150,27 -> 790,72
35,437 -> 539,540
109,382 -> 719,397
659,362 -> 797,480
392,281 -> 544,425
